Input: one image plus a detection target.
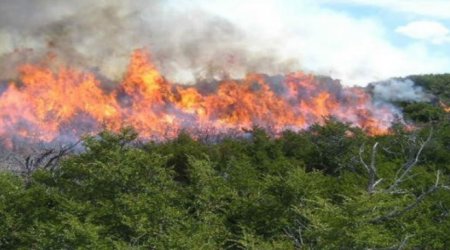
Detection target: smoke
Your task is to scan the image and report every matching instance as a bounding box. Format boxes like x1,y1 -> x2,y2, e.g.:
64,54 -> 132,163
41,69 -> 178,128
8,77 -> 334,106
0,0 -> 299,83
372,79 -> 429,102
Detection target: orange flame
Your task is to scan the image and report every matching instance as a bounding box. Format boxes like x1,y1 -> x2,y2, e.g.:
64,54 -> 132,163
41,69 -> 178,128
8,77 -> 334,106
440,101 -> 450,112
0,49 -> 399,146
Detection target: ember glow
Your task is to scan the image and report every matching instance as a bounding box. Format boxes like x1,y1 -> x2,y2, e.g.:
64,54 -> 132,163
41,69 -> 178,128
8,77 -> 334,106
0,49 -> 400,147
440,101 -> 450,112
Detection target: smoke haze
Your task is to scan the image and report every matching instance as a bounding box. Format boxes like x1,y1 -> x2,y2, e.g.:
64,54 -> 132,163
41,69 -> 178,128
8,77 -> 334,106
372,79 -> 429,102
0,0 -> 299,83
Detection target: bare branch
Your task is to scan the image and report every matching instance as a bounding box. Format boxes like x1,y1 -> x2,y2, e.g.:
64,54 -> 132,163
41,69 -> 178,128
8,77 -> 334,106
284,219 -> 306,249
43,141 -> 80,171
435,170 -> 440,186
372,171 -> 441,223
360,142 -> 381,193
397,234 -> 412,250
372,178 -> 383,189
359,143 -> 369,173
18,140 -> 81,176
388,129 -> 433,192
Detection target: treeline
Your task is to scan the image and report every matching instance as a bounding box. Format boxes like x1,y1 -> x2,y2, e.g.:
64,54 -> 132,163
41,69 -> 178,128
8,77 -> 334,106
409,74 -> 450,103
0,114 -> 449,249
401,74 -> 450,123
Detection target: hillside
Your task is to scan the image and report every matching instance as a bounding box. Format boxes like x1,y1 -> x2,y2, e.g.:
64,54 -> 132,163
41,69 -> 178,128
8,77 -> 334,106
0,75 -> 449,249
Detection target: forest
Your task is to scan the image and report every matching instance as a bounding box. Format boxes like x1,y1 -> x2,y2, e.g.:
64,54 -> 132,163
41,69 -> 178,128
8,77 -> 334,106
0,74 -> 449,249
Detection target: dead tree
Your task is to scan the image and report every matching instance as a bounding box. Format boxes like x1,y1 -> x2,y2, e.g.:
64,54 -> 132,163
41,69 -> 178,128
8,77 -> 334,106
387,129 -> 433,193
359,129 -> 434,195
359,128 -> 449,224
359,142 -> 382,194
372,171 -> 447,223
12,141 -> 80,180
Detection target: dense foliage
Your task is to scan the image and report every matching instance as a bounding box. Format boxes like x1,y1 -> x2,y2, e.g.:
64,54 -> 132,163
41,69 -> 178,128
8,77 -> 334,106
0,75 -> 449,249
409,74 -> 450,103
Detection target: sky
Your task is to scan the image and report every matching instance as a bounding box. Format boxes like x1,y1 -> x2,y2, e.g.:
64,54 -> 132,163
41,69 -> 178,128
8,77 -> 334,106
178,0 -> 450,85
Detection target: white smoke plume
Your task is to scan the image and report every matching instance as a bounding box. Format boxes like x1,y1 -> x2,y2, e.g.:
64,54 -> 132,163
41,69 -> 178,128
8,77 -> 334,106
372,79 -> 430,102
0,0 -> 298,84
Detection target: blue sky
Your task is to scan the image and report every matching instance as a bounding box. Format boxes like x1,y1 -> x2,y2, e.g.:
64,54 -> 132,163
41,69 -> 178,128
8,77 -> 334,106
321,1 -> 450,46
185,0 -> 450,85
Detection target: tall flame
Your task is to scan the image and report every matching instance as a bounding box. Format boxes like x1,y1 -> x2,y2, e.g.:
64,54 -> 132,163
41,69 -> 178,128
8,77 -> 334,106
0,49 -> 399,147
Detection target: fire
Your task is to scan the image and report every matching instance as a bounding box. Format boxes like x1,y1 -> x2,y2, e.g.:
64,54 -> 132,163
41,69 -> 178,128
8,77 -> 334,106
0,49 -> 399,147
440,101 -> 450,112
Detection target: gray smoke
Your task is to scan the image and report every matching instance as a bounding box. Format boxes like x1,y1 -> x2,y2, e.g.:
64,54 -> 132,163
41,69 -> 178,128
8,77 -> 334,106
372,79 -> 429,102
0,0 -> 299,83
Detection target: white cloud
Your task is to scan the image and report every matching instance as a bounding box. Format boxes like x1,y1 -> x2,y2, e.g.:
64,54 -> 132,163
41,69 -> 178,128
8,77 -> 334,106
319,0 -> 450,19
396,20 -> 450,44
190,0 -> 450,86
